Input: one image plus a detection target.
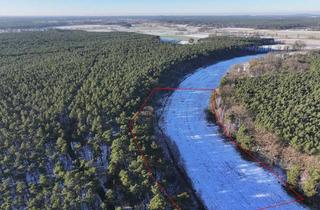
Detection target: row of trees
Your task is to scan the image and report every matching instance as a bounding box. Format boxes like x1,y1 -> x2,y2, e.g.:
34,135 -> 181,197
0,30 -> 269,209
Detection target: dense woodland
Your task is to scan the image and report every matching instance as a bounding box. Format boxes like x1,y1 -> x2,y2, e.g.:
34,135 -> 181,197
233,53 -> 320,155
0,17 -> 132,30
0,30 -> 269,209
1,16 -> 320,31
219,52 -> 320,202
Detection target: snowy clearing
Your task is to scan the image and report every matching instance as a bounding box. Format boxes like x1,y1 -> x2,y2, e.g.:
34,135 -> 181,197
159,55 -> 306,210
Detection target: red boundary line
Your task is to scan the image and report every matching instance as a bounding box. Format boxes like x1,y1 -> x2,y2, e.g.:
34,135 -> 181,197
128,87 -> 182,210
129,87 -> 304,210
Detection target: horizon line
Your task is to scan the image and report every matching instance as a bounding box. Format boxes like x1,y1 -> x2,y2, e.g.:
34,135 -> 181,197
0,13 -> 320,18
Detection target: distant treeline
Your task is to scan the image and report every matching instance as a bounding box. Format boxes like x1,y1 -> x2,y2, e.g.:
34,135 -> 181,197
199,36 -> 275,45
153,16 -> 320,30
0,17 -> 132,30
1,16 -> 320,30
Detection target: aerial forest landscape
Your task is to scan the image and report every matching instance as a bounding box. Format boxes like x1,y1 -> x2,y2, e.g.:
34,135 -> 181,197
0,1 -> 320,210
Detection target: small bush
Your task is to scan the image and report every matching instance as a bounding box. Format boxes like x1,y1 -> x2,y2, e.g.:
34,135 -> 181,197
302,169 -> 320,197
236,124 -> 253,150
287,165 -> 301,187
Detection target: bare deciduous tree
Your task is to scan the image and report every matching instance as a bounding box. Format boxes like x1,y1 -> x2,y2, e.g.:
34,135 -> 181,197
292,40 -> 306,51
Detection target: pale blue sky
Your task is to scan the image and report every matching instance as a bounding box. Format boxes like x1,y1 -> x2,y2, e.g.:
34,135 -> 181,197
0,0 -> 319,16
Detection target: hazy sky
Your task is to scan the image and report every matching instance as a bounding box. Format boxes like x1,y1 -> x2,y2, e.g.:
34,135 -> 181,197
0,0 -> 319,16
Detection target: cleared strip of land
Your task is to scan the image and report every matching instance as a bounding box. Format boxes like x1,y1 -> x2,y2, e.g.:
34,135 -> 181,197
159,55 -> 306,210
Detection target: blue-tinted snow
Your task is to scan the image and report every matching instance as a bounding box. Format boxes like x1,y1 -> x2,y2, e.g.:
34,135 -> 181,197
160,55 -> 306,210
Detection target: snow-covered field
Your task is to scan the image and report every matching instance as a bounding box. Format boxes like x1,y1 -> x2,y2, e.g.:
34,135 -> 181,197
52,23 -> 320,49
159,55 -> 306,210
